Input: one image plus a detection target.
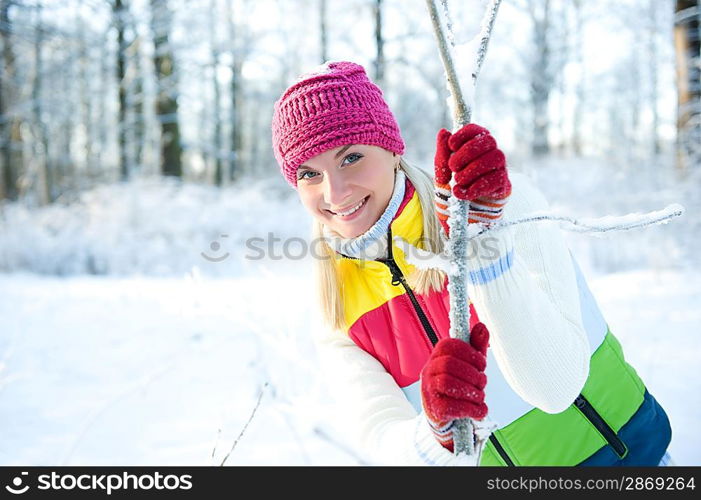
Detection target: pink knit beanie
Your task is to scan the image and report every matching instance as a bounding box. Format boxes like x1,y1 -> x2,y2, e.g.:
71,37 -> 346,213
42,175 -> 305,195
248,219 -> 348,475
271,61 -> 405,188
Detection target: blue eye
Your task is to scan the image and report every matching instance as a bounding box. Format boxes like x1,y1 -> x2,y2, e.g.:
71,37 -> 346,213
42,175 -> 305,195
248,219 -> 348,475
298,170 -> 318,180
343,153 -> 363,165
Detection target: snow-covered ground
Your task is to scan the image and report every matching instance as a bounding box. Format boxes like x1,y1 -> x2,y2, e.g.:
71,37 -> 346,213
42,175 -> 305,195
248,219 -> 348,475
0,268 -> 365,465
586,270 -> 700,466
1,161 -> 699,465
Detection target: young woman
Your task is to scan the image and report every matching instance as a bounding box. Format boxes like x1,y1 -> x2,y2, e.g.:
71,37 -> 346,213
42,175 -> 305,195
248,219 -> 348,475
270,60 -> 673,466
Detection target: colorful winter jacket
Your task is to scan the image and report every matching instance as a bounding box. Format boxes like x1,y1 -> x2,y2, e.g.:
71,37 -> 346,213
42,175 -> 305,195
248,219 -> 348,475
313,172 -> 671,466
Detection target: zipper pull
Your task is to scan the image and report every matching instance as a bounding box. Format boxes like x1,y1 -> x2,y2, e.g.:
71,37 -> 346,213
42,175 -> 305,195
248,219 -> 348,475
386,259 -> 403,286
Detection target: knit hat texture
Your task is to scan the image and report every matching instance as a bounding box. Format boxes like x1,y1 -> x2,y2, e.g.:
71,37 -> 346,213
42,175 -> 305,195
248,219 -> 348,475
271,61 -> 405,188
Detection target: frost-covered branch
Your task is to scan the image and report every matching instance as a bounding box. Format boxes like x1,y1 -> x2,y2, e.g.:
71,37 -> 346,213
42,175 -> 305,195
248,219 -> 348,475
472,0 -> 502,84
467,203 -> 685,238
394,204 -> 686,275
424,0 -> 502,459
426,0 -> 470,125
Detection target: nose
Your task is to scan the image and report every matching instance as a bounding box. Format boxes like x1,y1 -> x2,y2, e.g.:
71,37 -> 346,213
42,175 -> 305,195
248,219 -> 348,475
322,171 -> 353,208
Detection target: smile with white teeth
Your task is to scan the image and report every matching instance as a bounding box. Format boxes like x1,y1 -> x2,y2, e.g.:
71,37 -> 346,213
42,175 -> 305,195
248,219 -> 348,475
331,196 -> 368,217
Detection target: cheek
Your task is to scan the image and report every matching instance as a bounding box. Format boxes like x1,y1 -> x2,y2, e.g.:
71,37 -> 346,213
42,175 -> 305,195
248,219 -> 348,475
298,191 -> 318,215
356,165 -> 393,192
298,189 -> 331,223
368,168 -> 396,201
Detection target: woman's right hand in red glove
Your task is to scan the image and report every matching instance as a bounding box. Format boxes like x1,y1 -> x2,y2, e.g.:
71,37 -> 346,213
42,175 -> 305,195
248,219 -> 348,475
434,124 -> 512,237
420,322 -> 490,452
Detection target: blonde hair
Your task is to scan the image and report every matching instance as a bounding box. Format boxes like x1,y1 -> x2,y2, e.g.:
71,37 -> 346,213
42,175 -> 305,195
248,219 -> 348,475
312,157 -> 447,333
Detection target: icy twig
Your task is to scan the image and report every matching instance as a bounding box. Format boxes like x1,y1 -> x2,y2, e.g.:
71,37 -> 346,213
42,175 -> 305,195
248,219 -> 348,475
220,382 -> 269,466
394,204 -> 686,274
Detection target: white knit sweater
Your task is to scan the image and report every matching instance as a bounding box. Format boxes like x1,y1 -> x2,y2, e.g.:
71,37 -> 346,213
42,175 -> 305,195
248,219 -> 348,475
311,172 -> 591,466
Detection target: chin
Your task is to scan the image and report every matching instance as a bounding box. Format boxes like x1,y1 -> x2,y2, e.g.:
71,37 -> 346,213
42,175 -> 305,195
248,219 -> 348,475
325,217 -> 368,239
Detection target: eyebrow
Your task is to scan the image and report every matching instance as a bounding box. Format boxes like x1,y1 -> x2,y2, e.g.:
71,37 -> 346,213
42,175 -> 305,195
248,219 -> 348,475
299,145 -> 354,170
334,144 -> 353,159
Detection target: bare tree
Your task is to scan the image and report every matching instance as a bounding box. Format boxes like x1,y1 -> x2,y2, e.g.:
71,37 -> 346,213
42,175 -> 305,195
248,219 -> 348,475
0,0 -> 22,201
552,1 -> 569,154
319,0 -> 328,63
97,20 -> 110,181
113,0 -> 129,180
647,0 -> 661,156
150,0 -> 182,177
571,0 -> 584,156
674,0 -> 700,171
57,45 -> 76,196
226,0 -> 245,182
526,0 -> 553,156
127,32 -> 145,174
113,0 -> 145,179
373,0 -> 385,87
209,0 -> 223,185
31,1 -> 52,204
76,0 -> 97,182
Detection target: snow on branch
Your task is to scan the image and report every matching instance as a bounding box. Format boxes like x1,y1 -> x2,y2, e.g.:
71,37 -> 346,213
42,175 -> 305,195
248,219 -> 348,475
466,203 -> 686,238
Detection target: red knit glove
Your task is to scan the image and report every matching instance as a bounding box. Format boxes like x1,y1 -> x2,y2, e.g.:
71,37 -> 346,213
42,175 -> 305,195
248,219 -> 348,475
420,322 -> 490,453
434,124 -> 512,237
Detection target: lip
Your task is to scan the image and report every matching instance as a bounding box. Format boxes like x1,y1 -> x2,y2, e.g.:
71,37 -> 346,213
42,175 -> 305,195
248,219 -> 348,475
326,195 -> 369,221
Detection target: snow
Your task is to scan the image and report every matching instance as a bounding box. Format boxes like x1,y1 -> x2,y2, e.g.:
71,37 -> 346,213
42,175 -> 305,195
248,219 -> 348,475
0,160 -> 699,465
586,270 -> 701,467
0,271 -> 363,465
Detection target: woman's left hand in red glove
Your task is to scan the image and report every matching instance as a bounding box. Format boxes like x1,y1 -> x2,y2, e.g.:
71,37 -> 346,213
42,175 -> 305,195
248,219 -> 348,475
434,123 -> 512,236
420,322 -> 490,452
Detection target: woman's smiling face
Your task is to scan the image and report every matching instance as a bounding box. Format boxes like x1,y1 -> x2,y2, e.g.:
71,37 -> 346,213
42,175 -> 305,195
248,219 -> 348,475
296,144 -> 397,239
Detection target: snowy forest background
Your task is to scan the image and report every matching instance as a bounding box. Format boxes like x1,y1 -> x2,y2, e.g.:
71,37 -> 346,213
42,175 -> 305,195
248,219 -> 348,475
1,0 -> 700,465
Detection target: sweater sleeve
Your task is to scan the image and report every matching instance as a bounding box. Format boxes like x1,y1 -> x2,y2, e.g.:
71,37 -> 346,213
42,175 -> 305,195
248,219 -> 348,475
311,322 -> 479,466
465,172 -> 590,413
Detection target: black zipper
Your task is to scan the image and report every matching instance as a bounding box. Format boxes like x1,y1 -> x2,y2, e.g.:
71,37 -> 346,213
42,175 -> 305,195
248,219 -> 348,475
489,434 -> 515,466
574,393 -> 628,458
338,226 -> 439,348
376,226 -> 439,347
488,393 -> 628,465
488,395 -> 628,466
375,227 -> 513,464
